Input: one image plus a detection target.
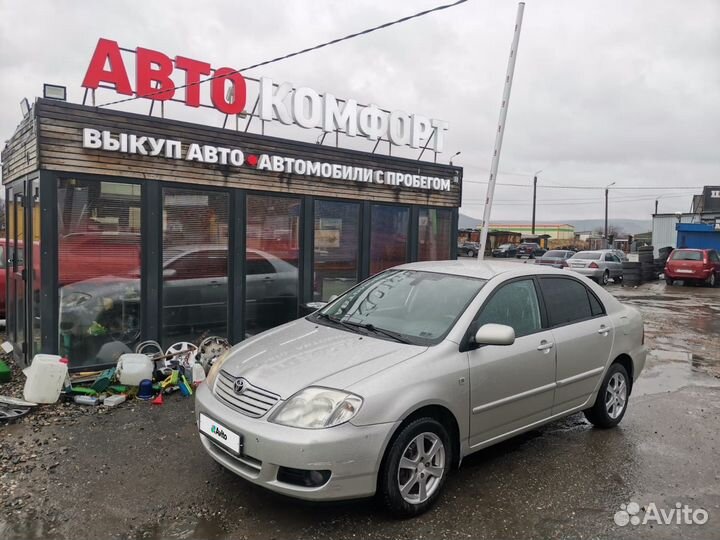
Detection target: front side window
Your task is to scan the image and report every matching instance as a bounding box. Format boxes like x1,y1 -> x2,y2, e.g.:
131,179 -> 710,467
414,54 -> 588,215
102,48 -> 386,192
317,270 -> 486,345
475,279 -> 542,338
539,277 -> 598,326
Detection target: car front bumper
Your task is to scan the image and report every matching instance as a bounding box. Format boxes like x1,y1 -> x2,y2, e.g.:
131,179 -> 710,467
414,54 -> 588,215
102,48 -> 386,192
195,383 -> 397,501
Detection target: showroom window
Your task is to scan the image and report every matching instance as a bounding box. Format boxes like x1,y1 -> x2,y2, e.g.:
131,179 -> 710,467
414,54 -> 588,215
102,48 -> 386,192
57,179 -> 141,367
418,208 -> 452,261
162,188 -> 230,347
370,205 -> 409,275
246,194 -> 301,336
313,200 -> 360,301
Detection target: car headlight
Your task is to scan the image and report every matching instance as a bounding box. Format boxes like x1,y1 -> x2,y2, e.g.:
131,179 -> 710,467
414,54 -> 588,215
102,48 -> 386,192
61,292 -> 92,308
269,387 -> 363,429
205,349 -> 231,389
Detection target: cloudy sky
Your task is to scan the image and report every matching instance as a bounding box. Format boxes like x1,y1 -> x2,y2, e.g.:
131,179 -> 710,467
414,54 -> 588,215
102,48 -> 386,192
1,0 -> 718,222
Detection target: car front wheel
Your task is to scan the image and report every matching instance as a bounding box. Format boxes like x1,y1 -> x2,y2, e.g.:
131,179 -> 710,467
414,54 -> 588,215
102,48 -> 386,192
584,363 -> 629,428
379,418 -> 451,517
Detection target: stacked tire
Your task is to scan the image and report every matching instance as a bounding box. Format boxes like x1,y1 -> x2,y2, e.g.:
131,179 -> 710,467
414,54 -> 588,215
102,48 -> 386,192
622,261 -> 641,286
637,246 -> 656,283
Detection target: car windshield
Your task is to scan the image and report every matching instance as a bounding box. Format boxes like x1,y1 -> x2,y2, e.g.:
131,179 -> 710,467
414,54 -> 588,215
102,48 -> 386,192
573,252 -> 601,260
544,250 -> 566,258
671,250 -> 703,261
314,270 -> 486,345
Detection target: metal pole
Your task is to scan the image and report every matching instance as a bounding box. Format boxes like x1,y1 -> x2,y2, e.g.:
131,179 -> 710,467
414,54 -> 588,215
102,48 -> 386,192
654,199 -> 658,215
531,175 -> 537,234
604,187 -> 609,245
478,2 -> 525,260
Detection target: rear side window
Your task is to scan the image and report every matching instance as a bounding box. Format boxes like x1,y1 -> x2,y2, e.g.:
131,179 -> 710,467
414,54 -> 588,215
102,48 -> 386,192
708,251 -> 719,263
539,277 -> 601,326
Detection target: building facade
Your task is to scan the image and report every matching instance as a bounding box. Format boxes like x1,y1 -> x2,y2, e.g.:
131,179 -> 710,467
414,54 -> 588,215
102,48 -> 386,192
2,99 -> 461,369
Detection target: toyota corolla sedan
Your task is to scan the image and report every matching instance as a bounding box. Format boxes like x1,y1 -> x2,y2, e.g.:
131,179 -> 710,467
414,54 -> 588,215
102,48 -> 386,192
197,260 -> 646,517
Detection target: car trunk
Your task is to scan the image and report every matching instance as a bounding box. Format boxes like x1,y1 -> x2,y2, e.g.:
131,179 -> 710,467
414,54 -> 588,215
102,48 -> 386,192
668,255 -> 706,276
568,258 -> 598,269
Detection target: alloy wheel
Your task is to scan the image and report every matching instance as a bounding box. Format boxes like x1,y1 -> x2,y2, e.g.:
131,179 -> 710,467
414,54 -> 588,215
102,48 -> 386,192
397,432 -> 445,504
602,271 -> 609,285
605,372 -> 627,419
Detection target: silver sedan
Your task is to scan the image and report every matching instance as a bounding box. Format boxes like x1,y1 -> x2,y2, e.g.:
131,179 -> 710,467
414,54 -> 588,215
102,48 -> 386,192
565,250 -> 624,285
196,260 -> 646,517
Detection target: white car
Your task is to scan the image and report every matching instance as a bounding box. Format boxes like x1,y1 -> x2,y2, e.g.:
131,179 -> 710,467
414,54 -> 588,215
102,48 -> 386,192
196,260 -> 647,516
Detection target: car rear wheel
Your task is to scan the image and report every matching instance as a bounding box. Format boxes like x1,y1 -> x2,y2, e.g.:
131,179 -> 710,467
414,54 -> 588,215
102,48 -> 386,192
379,418 -> 451,517
466,250 -> 474,258
584,363 -> 629,428
665,277 -> 674,286
707,272 -> 717,287
601,270 -> 610,285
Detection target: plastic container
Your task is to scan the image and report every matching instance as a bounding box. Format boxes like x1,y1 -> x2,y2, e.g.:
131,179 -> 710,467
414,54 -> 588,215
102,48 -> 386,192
191,363 -> 206,385
116,354 -> 153,386
103,394 -> 126,407
74,395 -> 99,406
23,354 -> 68,404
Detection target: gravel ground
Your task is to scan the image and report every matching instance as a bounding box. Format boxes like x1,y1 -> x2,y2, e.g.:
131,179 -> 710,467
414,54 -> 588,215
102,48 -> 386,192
1,280 -> 719,540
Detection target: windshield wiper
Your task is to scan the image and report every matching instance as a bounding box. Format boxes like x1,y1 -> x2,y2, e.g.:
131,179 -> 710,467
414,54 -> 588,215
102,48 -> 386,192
315,312 -> 364,334
345,321 -> 414,344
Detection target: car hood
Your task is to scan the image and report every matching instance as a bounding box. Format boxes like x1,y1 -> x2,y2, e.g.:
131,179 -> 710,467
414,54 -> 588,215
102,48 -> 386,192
221,318 -> 428,399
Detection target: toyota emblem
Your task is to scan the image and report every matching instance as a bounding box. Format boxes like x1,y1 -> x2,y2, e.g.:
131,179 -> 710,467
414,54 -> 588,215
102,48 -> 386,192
234,378 -> 246,395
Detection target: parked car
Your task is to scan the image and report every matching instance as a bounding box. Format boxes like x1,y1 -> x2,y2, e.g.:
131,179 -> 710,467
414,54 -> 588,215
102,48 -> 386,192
664,248 -> 720,287
197,260 -> 646,517
515,242 -> 546,259
566,250 -> 623,285
457,242 -> 480,258
59,247 -> 298,343
536,250 -> 575,268
491,243 -> 517,258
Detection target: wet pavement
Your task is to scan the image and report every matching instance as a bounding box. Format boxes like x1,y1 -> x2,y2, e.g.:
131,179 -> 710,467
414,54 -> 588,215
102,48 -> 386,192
1,281 -> 719,540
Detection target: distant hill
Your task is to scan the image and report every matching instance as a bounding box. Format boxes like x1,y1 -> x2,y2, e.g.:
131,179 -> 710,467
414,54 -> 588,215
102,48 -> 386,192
458,213 -> 651,234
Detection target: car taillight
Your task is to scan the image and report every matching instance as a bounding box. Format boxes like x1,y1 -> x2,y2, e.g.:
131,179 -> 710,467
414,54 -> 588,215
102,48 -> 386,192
589,262 -> 599,268
561,260 -> 568,267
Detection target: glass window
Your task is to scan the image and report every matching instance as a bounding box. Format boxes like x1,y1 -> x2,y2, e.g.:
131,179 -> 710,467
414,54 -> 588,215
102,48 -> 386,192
162,188 -> 229,346
573,252 -> 601,260
31,179 -> 41,357
475,279 -> 542,338
418,208 -> 452,261
710,251 -> 720,263
539,277 -> 594,327
370,205 -> 409,275
317,270 -> 485,345
313,200 -> 360,301
604,253 -> 614,261
246,195 -> 300,336
588,290 -> 605,316
670,250 -> 702,261
58,179 -> 141,368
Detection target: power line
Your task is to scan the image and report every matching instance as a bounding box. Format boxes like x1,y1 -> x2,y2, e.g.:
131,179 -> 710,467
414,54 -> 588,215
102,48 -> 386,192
462,179 -> 704,191
98,0 -> 468,108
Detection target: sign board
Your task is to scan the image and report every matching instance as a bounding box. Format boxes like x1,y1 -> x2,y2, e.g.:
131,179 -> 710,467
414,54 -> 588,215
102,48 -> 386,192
81,128 -> 452,192
81,38 -> 449,152
702,186 -> 720,213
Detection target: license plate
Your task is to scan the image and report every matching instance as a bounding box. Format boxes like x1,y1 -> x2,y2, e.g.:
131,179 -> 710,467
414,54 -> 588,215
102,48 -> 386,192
676,269 -> 693,274
199,413 -> 242,454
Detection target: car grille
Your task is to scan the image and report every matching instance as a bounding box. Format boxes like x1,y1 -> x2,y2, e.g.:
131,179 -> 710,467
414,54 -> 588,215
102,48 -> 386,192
214,371 -> 281,418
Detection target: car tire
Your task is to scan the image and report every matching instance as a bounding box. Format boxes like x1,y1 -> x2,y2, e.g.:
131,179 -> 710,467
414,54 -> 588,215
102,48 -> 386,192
378,417 -> 451,518
601,270 -> 610,285
665,277 -> 673,286
466,250 -> 474,258
707,272 -> 717,287
584,363 -> 630,429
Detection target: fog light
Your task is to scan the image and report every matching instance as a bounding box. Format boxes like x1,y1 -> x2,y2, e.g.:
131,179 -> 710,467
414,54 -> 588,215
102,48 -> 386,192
277,467 -> 331,487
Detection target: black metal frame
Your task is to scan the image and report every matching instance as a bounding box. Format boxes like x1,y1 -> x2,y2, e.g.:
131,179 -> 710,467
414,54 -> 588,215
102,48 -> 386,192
13,170 -> 458,368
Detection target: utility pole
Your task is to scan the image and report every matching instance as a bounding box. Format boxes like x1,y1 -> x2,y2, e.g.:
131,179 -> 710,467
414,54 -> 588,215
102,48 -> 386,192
531,170 -> 541,235
604,181 -> 615,247
478,2 -> 525,260
654,199 -> 658,215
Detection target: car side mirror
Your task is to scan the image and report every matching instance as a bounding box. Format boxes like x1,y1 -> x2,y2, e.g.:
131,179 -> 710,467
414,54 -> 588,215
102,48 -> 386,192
162,268 -> 177,278
473,323 -> 515,346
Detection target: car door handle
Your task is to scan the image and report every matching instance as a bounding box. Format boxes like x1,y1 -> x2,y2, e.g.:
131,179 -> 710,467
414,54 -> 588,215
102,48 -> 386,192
597,325 -> 610,335
537,341 -> 554,352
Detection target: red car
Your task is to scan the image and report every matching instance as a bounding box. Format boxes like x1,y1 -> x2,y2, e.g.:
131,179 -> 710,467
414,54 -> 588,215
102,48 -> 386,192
664,248 -> 720,287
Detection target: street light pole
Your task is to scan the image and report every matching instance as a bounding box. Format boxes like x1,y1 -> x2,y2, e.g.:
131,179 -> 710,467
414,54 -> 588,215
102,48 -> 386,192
531,170 -> 541,235
477,2 -> 525,260
604,181 -> 616,246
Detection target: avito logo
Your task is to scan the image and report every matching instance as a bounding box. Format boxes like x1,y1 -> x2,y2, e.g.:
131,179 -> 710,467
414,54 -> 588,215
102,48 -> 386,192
210,425 -> 228,441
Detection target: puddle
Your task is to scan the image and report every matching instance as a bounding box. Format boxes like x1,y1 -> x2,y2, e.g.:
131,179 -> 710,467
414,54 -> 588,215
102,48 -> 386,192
634,351 -> 720,396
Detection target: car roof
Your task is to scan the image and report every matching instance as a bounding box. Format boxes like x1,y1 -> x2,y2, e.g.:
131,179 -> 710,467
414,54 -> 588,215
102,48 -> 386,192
394,259 -> 564,280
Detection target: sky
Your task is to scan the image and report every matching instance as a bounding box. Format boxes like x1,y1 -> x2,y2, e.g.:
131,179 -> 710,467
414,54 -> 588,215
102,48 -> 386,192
1,0 -> 718,222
